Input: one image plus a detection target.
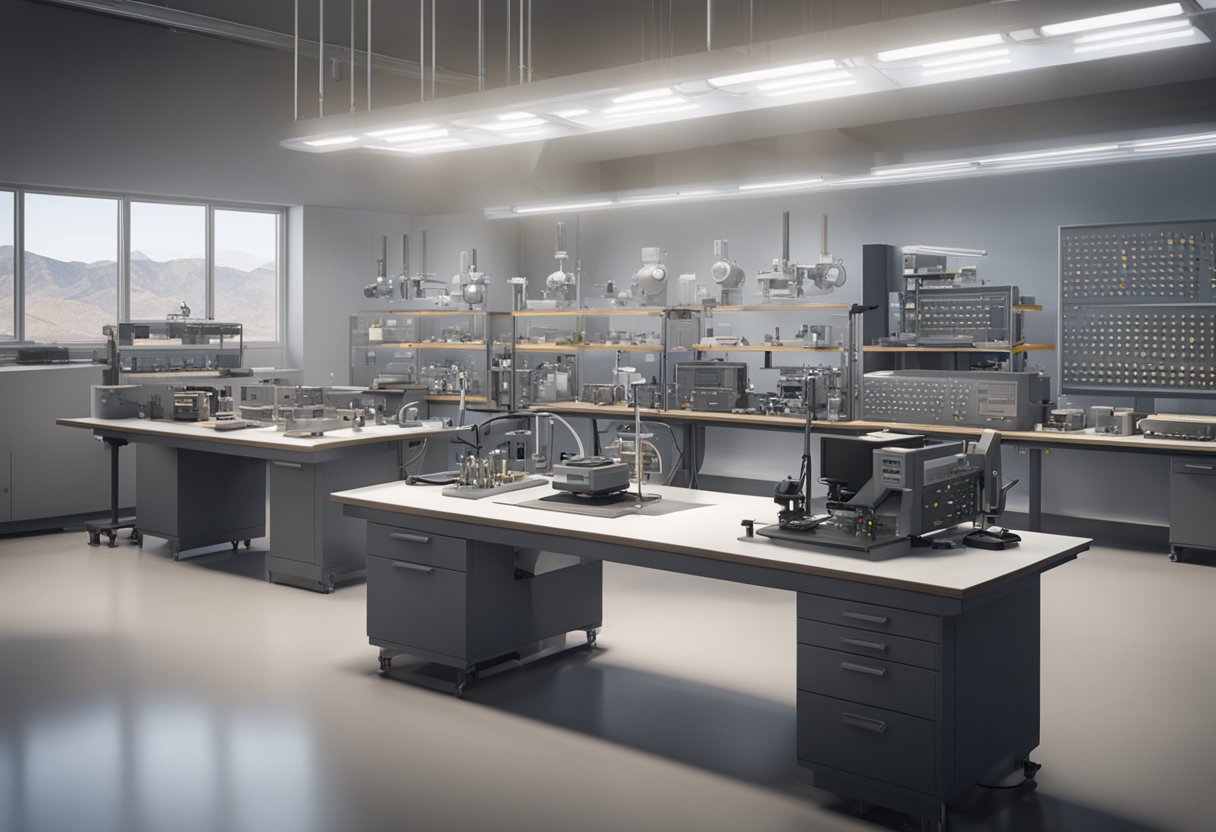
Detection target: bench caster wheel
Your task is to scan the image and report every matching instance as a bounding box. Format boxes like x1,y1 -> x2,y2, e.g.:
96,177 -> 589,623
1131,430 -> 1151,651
378,655 -> 392,672
244,539 -> 252,549
585,628 -> 599,648
88,532 -> 101,546
1020,759 -> 1042,779
1169,550 -> 1183,562
106,531 -> 117,548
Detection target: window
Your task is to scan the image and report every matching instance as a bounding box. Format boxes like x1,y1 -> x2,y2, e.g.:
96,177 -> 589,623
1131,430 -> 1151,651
213,209 -> 279,342
23,193 -> 119,343
128,201 -> 206,321
0,191 -> 13,340
1,185 -> 284,344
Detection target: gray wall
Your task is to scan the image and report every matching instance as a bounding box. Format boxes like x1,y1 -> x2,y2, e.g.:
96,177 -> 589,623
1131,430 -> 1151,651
515,154 -> 1216,525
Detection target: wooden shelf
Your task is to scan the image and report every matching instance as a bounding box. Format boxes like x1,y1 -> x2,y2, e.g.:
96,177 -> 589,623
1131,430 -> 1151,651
513,307 -> 665,317
514,342 -> 662,352
864,343 -> 1054,354
367,341 -> 486,350
1012,304 -> 1044,311
713,303 -> 849,312
424,394 -> 488,403
694,344 -> 843,353
358,309 -> 487,317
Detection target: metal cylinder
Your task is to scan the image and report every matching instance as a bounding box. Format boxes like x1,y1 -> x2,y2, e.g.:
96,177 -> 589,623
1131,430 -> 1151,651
706,0 -> 712,51
421,230 -> 428,275
318,0 -> 325,116
419,0 -> 425,101
378,235 -> 387,278
366,0 -> 372,110
821,214 -> 829,257
431,0 -> 436,99
714,239 -> 727,258
349,0 -> 355,111
781,211 -> 790,263
477,0 -> 485,90
293,0 -> 299,120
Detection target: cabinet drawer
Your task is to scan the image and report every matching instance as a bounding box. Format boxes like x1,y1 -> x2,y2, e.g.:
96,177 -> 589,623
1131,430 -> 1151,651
1171,457 -> 1216,475
798,619 -> 940,671
366,554 -> 467,659
798,691 -> 938,795
798,593 -> 941,644
798,644 -> 938,720
367,523 -> 468,571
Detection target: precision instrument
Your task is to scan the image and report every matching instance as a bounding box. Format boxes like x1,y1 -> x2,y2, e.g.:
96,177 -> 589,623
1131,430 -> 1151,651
756,211 -> 847,301
758,428 -> 1018,558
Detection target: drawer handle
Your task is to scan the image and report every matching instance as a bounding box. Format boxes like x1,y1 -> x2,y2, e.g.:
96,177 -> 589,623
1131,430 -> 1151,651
271,461 -> 303,470
842,611 -> 888,625
391,561 -> 433,574
841,712 -> 888,734
840,637 -> 887,652
841,661 -> 887,677
389,532 -> 431,544
1184,463 -> 1214,471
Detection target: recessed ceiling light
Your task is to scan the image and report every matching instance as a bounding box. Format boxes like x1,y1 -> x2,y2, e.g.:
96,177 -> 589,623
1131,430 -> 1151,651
365,123 -> 439,138
921,58 -> 1012,77
707,60 -> 837,87
757,70 -> 853,91
553,108 -> 590,118
877,33 -> 1004,63
1040,3 -> 1183,36
514,200 -> 613,214
1073,27 -> 1198,53
303,136 -> 358,147
1073,18 -> 1191,43
764,80 -> 858,98
978,144 -> 1121,164
921,48 -> 1010,67
601,95 -> 685,115
383,128 -> 449,143
611,87 -> 675,104
602,103 -> 699,121
738,177 -> 824,191
498,111 -> 537,121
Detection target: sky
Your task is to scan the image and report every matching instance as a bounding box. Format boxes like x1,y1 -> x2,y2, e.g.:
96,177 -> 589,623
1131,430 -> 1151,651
12,192 -> 276,265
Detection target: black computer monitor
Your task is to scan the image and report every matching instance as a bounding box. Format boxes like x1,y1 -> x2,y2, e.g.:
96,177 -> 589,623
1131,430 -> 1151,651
820,434 -> 923,499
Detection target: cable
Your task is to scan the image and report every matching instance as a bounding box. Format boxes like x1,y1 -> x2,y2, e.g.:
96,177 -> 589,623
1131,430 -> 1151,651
399,438 -> 428,477
537,412 -> 587,458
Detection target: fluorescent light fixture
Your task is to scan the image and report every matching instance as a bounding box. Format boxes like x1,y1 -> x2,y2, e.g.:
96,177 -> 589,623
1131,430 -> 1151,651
1074,27 -> 1198,53
303,135 -> 358,147
757,70 -> 853,91
921,58 -> 1012,77
1040,3 -> 1183,36
496,128 -> 549,139
602,103 -> 699,121
872,161 -> 974,176
619,189 -> 719,204
1131,131 -> 1216,148
978,144 -> 1120,165
707,59 -> 837,87
877,33 -> 1003,63
902,245 -> 988,257
514,200 -> 613,214
498,111 -> 537,121
365,123 -> 438,138
372,138 -> 471,154
739,177 -> 823,191
1073,18 -> 1191,42
764,79 -> 859,97
922,48 -> 1010,67
383,128 -> 448,143
601,95 -> 684,114
611,87 -> 674,103
553,108 -> 590,118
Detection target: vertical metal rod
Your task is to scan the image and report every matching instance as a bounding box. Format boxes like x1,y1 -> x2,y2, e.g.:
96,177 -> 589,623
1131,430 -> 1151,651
706,0 -> 712,50
319,0 -> 325,116
421,230 -> 428,278
821,214 -> 829,258
781,210 -> 790,264
349,0 -> 355,112
506,0 -> 512,85
518,0 -> 524,84
526,0 -> 532,82
293,0 -> 299,120
430,0 -> 436,99
366,0 -> 372,110
419,0 -> 425,100
477,0 -> 485,91
402,234 -> 410,275
749,0 -> 754,42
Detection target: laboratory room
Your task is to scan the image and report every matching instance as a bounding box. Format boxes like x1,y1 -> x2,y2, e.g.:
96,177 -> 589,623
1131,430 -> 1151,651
2,1 -> 1216,830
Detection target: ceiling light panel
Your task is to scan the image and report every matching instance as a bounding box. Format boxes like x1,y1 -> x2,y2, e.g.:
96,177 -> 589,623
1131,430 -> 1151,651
285,3 -> 1209,158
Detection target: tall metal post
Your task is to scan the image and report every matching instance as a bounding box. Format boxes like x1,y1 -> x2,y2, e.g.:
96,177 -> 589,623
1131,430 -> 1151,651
318,0 -> 325,116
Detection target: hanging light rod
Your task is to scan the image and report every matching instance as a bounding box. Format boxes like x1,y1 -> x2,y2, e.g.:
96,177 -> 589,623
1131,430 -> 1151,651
283,1 -> 1208,157
483,127 -> 1216,218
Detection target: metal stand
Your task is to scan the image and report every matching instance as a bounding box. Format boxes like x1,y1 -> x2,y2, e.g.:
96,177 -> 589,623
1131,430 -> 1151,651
85,437 -> 138,548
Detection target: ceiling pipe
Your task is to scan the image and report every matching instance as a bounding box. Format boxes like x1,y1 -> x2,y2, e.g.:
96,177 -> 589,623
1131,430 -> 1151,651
293,0 -> 299,119
41,0 -> 477,88
318,0 -> 324,116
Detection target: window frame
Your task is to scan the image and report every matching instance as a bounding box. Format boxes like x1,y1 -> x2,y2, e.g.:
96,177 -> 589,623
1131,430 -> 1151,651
0,182 -> 286,347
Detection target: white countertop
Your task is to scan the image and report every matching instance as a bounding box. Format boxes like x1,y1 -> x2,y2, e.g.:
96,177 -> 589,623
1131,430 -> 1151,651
331,481 -> 1088,598
57,416 -> 464,452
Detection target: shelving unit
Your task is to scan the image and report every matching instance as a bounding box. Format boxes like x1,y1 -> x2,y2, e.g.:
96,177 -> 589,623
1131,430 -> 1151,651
350,310 -> 504,405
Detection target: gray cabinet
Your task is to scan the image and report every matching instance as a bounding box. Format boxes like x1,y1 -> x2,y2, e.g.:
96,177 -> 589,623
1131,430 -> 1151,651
796,582 -> 1040,824
1169,457 -> 1216,559
136,444 -> 265,555
365,521 -> 603,674
266,446 -> 399,592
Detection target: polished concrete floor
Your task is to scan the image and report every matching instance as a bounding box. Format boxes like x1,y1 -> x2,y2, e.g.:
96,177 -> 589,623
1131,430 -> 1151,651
0,527 -> 1213,832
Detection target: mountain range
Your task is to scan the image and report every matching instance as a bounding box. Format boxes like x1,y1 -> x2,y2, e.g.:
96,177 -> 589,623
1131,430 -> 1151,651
0,245 -> 276,343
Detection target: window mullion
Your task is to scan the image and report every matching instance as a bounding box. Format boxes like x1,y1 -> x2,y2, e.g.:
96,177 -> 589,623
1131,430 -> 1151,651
119,198 -> 130,324
206,205 -> 215,320
14,189 -> 24,341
